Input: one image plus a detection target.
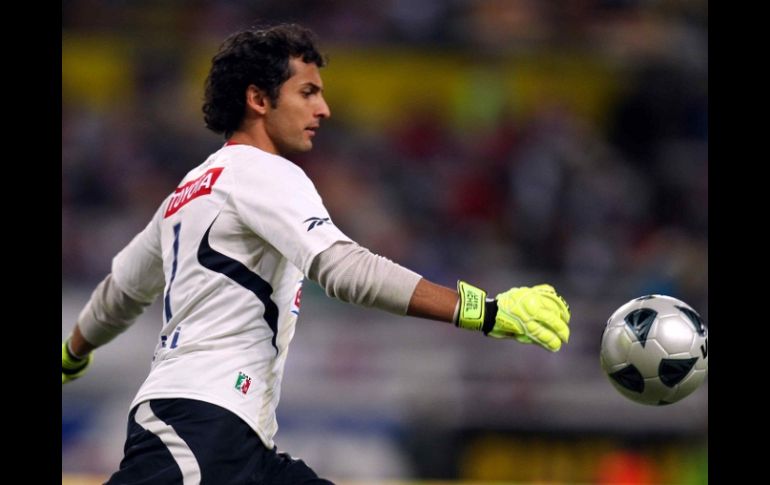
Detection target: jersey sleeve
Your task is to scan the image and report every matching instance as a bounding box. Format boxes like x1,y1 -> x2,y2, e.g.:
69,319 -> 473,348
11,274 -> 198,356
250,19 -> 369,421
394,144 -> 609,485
110,202 -> 167,303
232,156 -> 352,275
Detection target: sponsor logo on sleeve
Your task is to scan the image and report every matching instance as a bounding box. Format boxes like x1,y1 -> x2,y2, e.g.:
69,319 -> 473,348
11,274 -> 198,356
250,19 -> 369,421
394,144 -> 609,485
304,216 -> 331,231
164,167 -> 225,218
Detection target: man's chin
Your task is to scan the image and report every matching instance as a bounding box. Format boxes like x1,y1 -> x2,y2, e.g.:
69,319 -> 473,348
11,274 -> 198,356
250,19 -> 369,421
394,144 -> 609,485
277,141 -> 313,157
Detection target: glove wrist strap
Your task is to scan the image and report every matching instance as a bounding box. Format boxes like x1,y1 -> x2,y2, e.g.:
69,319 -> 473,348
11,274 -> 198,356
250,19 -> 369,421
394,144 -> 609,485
456,281 -> 489,332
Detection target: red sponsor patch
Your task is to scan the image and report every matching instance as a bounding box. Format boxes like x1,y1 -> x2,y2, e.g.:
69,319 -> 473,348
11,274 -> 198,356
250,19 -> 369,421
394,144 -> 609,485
164,167 -> 224,218
294,286 -> 302,308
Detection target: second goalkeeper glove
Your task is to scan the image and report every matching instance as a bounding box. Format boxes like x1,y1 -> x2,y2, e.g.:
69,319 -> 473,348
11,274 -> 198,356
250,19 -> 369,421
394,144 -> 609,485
62,339 -> 92,384
455,281 -> 571,351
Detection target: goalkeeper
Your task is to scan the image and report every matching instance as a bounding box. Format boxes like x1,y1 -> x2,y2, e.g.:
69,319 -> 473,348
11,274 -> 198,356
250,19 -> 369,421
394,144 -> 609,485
63,23 -> 570,484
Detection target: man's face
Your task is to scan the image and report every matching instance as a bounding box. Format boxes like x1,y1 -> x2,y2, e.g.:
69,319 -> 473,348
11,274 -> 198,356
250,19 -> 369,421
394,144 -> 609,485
264,57 -> 330,156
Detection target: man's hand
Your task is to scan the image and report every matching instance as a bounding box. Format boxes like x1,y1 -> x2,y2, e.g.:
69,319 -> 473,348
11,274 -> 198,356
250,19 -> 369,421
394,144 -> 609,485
62,340 -> 92,384
456,281 -> 571,351
492,284 -> 570,351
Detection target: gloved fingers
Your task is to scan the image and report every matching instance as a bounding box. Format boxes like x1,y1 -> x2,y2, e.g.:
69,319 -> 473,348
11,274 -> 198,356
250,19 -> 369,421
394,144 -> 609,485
534,310 -> 570,343
514,334 -> 533,345
523,321 -> 563,351
493,286 -> 571,348
493,319 -> 562,350
489,325 -> 561,351
520,292 -> 568,330
492,308 -> 566,350
532,285 -> 570,320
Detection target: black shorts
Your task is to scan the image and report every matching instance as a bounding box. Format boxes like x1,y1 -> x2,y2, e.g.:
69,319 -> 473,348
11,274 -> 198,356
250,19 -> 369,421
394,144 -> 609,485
105,398 -> 333,485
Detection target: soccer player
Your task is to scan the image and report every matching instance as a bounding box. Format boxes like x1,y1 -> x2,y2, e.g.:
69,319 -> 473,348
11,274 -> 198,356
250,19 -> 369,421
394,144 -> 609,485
62,23 -> 571,484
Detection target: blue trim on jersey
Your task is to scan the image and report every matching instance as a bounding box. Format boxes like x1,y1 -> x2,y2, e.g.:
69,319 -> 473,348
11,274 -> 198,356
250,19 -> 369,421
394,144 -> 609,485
197,220 -> 280,353
164,222 -> 182,323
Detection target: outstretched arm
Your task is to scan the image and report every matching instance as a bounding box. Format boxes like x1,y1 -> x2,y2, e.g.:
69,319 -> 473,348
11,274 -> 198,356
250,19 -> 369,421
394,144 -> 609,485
63,205 -> 165,385
68,325 -> 96,357
310,242 -> 571,351
407,278 -> 570,351
406,278 -> 458,323
63,274 -> 156,384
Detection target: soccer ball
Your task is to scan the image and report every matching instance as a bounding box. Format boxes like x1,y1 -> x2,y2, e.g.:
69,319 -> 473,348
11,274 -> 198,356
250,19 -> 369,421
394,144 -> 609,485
600,295 -> 708,405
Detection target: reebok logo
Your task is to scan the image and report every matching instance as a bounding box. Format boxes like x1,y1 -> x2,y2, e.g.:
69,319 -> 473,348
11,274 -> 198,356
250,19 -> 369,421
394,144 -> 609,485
304,216 -> 331,231
164,167 -> 224,218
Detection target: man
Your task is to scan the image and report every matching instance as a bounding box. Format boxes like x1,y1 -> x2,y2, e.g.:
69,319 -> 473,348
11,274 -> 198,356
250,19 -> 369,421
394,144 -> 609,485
62,23 -> 571,484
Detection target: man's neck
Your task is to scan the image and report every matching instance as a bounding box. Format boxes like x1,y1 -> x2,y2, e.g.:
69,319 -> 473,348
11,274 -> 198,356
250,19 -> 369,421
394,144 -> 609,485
228,126 -> 278,155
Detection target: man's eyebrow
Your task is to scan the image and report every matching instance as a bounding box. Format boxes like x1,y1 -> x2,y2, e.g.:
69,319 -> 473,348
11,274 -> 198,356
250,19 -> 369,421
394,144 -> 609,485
301,82 -> 323,92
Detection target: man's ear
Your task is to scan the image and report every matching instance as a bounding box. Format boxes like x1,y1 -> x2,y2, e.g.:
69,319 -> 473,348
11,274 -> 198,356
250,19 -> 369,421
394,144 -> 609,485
246,85 -> 270,114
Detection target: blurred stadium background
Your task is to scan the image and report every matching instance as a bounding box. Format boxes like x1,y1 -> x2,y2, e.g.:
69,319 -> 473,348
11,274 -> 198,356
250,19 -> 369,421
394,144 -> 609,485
62,0 -> 707,483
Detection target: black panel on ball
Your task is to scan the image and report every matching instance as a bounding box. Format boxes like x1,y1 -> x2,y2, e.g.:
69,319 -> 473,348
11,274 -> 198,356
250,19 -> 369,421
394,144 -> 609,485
624,309 -> 657,347
658,357 -> 698,387
609,364 -> 645,393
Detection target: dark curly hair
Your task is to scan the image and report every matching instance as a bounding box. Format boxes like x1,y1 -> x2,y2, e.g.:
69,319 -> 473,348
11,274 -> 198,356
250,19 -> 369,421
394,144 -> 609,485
202,23 -> 326,138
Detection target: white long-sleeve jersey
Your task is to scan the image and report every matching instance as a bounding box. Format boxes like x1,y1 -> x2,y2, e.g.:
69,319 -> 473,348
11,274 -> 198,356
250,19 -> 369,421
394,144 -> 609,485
110,144 -> 351,448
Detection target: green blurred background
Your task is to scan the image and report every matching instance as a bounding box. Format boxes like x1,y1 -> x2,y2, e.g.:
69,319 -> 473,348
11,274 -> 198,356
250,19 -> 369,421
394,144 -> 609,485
62,1 -> 707,483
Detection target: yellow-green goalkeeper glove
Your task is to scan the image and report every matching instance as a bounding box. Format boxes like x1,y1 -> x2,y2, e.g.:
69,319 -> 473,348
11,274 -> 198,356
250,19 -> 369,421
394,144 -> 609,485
62,339 -> 92,384
455,281 -> 571,351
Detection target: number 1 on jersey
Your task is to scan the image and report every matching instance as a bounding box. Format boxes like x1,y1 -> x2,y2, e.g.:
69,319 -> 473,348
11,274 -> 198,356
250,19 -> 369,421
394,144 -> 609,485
164,222 -> 182,323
